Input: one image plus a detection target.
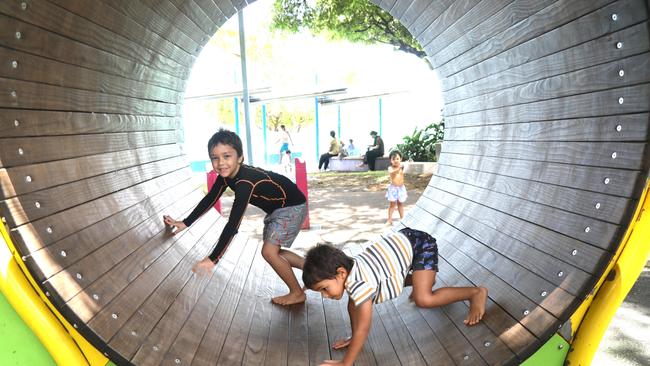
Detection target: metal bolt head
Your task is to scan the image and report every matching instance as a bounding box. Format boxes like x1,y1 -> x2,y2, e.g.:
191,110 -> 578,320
572,249 -> 578,256
21,2 -> 27,10
152,346 -> 159,352
10,90 -> 17,98
618,69 -> 624,77
76,273 -> 82,280
604,177 -> 610,185
584,226 -> 591,233
616,42 -> 623,49
34,201 -> 41,208
15,31 -> 21,39
25,175 -> 32,183
484,341 -> 491,347
616,124 -> 622,132
175,359 -> 181,364
14,119 -> 20,127
463,355 -> 469,360
18,147 -> 24,155
595,202 -> 601,210
60,250 -> 67,257
611,13 -> 618,21
21,255 -> 27,261
45,291 -> 50,297
558,344 -> 564,350
92,294 -> 99,300
46,226 -> 53,234
541,290 -> 548,297
11,60 -> 18,69
558,271 -> 564,277
73,323 -> 78,329
611,152 -> 617,159
131,330 -> 137,336
523,309 -> 530,315
618,97 -> 624,104
111,313 -> 118,319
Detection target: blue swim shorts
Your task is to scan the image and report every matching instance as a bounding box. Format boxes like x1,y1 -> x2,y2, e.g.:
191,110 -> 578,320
399,227 -> 438,272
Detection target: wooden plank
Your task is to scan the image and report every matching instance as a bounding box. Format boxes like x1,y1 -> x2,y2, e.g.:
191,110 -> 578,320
108,220 -> 243,359
399,0 -> 434,29
166,0 -> 223,35
47,0 -> 195,68
215,247 -> 271,366
407,0 -> 455,39
44,188 -> 204,304
9,162 -> 189,254
0,1 -> 190,78
321,295 -> 379,366
374,301 -> 427,365
443,23 -> 650,103
443,113 -> 650,143
192,0 -> 228,25
445,52 -> 650,116
0,110 -> 179,137
84,212 -> 224,340
262,278 -> 291,366
429,0 -> 556,68
0,47 -> 182,105
418,188 -> 598,292
387,0 -> 414,20
100,0 -> 200,54
0,14 -> 186,91
434,164 -> 632,224
432,273 -> 517,365
437,152 -> 641,199
287,287 -> 310,365
416,0 -> 483,55
27,180 -> 198,282
440,0 -> 639,86
0,77 -> 179,117
186,235 -> 262,365
213,0 -> 238,19
1,156 -> 188,227
154,235 -> 250,366
241,261 -> 275,366
305,289 -> 330,366
423,183 -> 613,273
420,0 -> 514,59
403,206 -> 576,319
405,213 -> 545,359
0,143 -> 182,199
441,140 -> 646,171
384,296 -> 456,365
136,0 -> 209,45
0,130 -> 180,168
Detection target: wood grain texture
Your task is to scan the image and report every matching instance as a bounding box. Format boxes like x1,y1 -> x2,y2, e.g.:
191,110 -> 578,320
0,14 -> 186,91
440,0 -> 637,86
443,24 -> 650,103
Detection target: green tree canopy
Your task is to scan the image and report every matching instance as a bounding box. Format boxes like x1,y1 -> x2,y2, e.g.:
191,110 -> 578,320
271,0 -> 426,59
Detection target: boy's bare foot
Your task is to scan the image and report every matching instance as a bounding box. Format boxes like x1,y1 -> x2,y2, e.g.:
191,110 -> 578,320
464,287 -> 488,325
272,291 -> 306,306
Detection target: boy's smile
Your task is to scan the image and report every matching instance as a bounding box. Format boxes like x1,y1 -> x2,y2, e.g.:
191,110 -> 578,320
210,143 -> 242,178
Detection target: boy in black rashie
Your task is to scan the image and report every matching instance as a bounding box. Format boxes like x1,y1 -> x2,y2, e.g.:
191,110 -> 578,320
164,129 -> 308,305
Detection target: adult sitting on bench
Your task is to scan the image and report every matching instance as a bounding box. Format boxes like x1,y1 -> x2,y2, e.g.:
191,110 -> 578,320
359,131 -> 384,171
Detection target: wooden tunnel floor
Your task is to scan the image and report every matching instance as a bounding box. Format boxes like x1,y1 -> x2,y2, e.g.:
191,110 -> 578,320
57,203 -> 543,366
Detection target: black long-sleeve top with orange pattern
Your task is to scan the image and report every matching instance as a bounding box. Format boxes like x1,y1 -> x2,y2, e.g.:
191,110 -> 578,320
183,165 -> 306,262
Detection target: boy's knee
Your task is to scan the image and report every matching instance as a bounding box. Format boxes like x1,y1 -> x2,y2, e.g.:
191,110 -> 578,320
261,245 -> 278,260
412,293 -> 428,307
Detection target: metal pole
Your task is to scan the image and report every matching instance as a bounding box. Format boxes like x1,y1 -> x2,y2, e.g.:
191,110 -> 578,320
378,97 -> 383,137
262,104 -> 268,164
337,104 -> 341,142
314,97 -> 320,163
234,97 -> 240,134
238,10 -> 254,165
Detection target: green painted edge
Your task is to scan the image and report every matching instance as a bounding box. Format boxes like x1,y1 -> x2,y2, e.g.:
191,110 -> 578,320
521,333 -> 570,366
0,289 -> 56,365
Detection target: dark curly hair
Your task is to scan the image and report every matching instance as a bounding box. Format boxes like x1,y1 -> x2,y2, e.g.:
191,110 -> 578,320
389,149 -> 403,160
302,244 -> 354,289
207,128 -> 243,159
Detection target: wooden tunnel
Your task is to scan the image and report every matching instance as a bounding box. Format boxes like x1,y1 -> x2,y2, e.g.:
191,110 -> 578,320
1,0 -> 649,365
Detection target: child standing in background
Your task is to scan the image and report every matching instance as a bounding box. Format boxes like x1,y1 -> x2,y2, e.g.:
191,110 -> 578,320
386,150 -> 407,226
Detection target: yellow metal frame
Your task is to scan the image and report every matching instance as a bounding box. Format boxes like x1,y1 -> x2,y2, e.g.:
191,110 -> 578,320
567,178 -> 650,365
0,221 -> 107,366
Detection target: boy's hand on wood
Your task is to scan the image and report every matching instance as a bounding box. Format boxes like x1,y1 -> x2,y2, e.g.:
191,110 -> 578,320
163,215 -> 187,236
192,257 -> 216,276
332,337 -> 352,350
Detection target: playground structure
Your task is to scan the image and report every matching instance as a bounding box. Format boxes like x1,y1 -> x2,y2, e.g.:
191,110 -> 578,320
1,0 -> 650,365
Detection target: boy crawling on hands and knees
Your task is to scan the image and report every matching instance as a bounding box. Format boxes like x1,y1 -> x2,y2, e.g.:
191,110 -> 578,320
302,228 -> 488,366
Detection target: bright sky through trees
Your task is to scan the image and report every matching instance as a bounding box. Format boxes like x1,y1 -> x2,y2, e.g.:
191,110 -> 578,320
182,0 -> 443,169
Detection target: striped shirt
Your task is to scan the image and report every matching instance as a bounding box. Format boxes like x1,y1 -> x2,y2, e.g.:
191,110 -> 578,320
345,232 -> 413,305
